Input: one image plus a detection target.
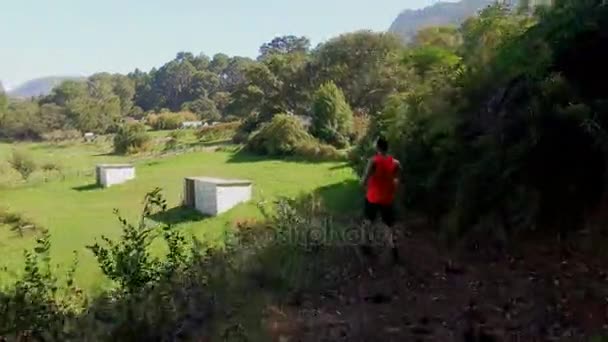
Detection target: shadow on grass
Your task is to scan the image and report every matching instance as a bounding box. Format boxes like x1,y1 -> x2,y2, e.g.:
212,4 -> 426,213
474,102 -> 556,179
29,143 -> 72,151
149,206 -> 208,225
92,152 -> 117,157
72,183 -> 102,192
226,149 -> 344,165
328,163 -> 351,171
314,179 -> 362,214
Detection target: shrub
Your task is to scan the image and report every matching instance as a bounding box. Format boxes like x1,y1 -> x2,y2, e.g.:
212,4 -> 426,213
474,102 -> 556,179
145,111 -> 197,130
233,114 -> 261,144
293,140 -> 345,162
246,114 -> 313,156
0,230 -> 83,338
113,122 -> 151,155
351,114 -> 370,143
196,122 -> 240,142
41,161 -> 62,172
87,188 -> 190,295
0,207 -> 43,237
40,130 -> 81,142
8,149 -> 37,180
163,130 -> 187,151
311,81 -> 354,148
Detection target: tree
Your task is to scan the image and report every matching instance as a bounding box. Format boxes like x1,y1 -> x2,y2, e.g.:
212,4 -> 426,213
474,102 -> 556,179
0,101 -> 45,140
111,75 -> 136,115
311,82 -> 354,147
209,53 -> 230,74
190,71 -> 219,98
258,35 -> 311,60
310,31 -> 405,114
219,56 -> 255,93
39,104 -> 68,131
155,60 -> 197,110
45,80 -> 87,107
130,68 -> 159,111
413,26 -> 462,51
211,91 -> 231,114
181,97 -> 220,121
191,53 -> 211,71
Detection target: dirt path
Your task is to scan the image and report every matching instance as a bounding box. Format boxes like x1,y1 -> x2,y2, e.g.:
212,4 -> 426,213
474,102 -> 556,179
262,223 -> 608,341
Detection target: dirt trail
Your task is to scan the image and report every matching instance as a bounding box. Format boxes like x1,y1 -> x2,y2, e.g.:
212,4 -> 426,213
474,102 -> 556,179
262,222 -> 608,341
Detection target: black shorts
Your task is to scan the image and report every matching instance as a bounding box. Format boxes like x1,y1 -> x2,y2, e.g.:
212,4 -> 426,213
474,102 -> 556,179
364,199 -> 395,227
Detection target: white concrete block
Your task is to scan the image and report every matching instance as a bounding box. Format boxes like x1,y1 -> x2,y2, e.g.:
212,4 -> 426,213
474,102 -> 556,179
184,177 -> 252,216
96,164 -> 135,188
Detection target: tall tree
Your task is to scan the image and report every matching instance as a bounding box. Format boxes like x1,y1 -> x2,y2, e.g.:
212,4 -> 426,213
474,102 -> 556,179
258,35 -> 311,60
310,31 -> 405,114
155,60 -> 197,110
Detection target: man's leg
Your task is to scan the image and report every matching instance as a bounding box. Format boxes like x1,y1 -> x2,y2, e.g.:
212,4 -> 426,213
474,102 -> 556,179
361,199 -> 377,257
381,203 -> 401,264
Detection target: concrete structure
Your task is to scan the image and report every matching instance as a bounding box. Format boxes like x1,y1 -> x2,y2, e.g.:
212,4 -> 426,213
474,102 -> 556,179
96,164 -> 135,188
183,177 -> 252,216
84,132 -> 95,142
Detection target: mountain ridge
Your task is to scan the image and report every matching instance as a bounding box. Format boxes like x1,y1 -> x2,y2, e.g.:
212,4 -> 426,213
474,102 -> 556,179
389,0 -> 494,42
7,76 -> 86,98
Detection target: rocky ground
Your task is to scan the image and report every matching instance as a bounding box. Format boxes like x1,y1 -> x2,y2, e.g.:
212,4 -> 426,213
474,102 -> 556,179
261,222 -> 608,342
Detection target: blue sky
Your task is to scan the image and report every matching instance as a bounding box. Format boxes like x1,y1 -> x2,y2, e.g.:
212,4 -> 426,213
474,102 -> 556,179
1,0 -> 442,89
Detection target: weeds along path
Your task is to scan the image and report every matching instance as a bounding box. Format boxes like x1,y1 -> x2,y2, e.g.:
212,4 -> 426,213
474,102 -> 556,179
259,220 -> 608,341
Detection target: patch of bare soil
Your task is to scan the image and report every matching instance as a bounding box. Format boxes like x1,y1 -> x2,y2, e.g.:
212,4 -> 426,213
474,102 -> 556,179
263,222 -> 608,342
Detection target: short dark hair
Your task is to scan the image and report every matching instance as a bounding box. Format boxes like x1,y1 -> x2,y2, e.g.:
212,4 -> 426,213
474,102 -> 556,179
376,137 -> 388,152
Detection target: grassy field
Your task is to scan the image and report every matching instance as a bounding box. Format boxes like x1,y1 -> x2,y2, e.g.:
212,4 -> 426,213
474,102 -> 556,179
0,139 -> 357,293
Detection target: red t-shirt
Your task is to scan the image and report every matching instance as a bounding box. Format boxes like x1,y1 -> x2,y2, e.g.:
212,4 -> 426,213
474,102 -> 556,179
366,154 -> 397,205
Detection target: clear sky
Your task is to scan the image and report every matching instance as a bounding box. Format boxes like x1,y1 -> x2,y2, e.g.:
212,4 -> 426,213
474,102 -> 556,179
0,0 -> 442,89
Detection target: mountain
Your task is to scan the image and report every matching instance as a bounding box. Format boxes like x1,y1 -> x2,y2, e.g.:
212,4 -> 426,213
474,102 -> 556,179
389,0 -> 494,42
8,76 -> 85,98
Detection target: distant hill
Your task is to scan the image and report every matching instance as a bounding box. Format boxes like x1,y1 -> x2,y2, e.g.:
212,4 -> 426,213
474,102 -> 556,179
389,0 -> 494,42
8,76 -> 86,98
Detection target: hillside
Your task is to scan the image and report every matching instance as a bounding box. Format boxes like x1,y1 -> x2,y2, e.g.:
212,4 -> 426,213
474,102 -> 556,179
389,0 -> 493,42
8,76 -> 85,98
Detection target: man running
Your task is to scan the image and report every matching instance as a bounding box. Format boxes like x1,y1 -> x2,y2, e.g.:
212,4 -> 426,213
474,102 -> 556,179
361,137 -> 401,264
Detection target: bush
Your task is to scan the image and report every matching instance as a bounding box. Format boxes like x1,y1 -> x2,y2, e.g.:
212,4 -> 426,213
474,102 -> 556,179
351,114 -> 370,143
293,140 -> 345,162
41,161 -> 62,172
246,114 -> 313,156
0,231 -> 83,338
311,81 -> 354,148
113,122 -> 152,155
196,122 -> 240,142
163,130 -> 187,151
8,150 -> 37,180
233,114 -> 261,144
0,207 -> 42,237
40,130 -> 81,142
145,111 -> 198,130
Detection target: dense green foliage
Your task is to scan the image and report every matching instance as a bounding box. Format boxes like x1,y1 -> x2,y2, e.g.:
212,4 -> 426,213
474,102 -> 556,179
247,114 -> 314,156
352,0 -> 608,239
113,122 -> 151,154
145,111 -> 198,130
311,82 -> 354,147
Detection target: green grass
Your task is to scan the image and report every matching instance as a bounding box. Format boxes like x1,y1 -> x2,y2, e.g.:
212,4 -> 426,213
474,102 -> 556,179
0,140 -> 357,294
